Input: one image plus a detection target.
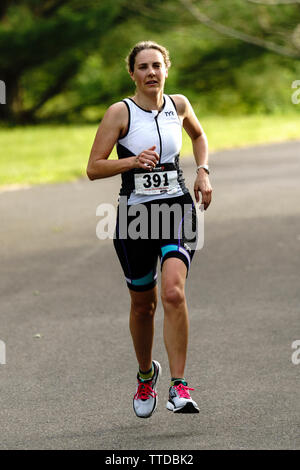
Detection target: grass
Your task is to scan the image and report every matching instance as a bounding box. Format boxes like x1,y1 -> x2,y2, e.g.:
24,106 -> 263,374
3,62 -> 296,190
0,113 -> 299,187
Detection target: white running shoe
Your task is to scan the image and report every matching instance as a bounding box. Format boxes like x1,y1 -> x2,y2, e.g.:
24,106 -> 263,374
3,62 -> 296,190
166,381 -> 199,413
133,360 -> 161,418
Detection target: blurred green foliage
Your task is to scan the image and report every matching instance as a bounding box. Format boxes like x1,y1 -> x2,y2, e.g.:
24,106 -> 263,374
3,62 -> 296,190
0,0 -> 299,123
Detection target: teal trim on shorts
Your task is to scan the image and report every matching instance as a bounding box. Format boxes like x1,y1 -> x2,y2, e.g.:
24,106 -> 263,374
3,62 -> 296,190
161,244 -> 178,258
131,270 -> 156,286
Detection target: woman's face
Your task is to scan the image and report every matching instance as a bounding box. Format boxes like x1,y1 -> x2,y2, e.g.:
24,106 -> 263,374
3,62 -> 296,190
130,48 -> 168,94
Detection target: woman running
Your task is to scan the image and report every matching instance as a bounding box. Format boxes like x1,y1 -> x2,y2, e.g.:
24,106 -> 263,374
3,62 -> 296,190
87,41 -> 212,417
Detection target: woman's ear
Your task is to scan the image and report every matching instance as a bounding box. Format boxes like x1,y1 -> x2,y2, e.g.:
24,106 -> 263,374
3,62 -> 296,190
129,70 -> 135,82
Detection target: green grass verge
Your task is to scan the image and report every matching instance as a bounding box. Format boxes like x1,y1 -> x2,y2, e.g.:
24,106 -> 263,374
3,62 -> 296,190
0,114 -> 299,187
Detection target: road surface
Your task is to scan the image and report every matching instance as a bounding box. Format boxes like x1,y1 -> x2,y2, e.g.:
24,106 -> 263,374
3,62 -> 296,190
0,140 -> 299,449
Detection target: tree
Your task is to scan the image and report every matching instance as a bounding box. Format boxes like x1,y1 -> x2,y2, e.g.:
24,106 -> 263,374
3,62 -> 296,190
179,0 -> 300,58
1,0 -> 299,122
0,0 -> 150,122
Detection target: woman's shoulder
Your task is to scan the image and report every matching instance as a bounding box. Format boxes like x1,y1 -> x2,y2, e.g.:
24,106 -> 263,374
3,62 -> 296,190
102,100 -> 129,124
106,100 -> 129,115
98,100 -> 129,138
168,94 -> 191,116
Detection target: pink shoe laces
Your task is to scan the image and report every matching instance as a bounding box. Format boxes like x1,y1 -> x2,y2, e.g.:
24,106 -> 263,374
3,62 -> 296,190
134,380 -> 157,400
173,383 -> 194,398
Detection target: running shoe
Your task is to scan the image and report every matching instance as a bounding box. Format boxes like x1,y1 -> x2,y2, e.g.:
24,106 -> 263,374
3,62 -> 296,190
133,360 -> 161,418
166,380 -> 199,413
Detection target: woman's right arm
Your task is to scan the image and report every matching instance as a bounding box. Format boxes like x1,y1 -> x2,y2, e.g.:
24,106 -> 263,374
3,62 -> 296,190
86,102 -> 159,180
87,102 -> 135,180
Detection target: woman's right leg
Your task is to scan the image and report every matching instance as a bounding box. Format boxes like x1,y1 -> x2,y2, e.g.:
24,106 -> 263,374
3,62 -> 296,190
129,286 -> 158,372
130,286 -> 161,419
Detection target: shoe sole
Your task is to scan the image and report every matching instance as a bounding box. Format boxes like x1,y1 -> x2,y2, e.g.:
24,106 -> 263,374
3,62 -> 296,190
133,360 -> 162,419
166,400 -> 199,414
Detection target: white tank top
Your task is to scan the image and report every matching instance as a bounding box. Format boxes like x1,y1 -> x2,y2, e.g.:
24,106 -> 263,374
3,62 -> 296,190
117,94 -> 188,205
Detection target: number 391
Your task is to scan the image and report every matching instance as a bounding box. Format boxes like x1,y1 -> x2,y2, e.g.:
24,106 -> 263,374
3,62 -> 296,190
143,173 -> 169,188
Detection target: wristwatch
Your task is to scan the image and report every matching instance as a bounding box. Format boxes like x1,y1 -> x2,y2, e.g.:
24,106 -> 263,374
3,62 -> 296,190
196,164 -> 210,175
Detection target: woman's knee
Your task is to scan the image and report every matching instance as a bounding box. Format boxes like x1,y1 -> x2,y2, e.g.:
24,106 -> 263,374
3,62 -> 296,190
161,284 -> 185,308
130,291 -> 157,317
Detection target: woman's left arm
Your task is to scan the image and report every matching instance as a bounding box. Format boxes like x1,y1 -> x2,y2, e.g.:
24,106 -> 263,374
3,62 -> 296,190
172,94 -> 212,210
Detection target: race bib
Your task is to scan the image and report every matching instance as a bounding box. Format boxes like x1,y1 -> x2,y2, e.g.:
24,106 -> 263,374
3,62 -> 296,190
134,168 -> 179,195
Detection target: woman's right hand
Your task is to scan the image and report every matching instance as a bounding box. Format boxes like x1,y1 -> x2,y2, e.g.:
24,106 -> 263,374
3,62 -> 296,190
133,146 -> 160,171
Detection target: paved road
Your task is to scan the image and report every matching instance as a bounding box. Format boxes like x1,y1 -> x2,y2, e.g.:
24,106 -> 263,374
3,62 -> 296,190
0,141 -> 299,450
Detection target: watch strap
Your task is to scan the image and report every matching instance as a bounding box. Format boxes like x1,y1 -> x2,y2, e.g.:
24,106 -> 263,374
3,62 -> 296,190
196,165 -> 210,175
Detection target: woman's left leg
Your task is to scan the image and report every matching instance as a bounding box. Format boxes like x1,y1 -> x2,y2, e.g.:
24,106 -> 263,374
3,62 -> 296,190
161,257 -> 189,379
161,256 -> 200,413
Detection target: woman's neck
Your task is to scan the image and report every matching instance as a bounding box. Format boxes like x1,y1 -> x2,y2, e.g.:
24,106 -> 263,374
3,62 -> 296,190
133,91 -> 164,111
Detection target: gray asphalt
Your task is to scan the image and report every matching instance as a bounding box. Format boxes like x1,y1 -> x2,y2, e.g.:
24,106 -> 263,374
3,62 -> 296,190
0,140 -> 299,450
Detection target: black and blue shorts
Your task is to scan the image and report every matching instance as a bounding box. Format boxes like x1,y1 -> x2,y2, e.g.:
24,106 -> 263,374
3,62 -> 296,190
113,192 -> 197,292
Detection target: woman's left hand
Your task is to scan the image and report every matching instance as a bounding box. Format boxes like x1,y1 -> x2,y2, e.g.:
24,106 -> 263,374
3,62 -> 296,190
194,171 -> 212,210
